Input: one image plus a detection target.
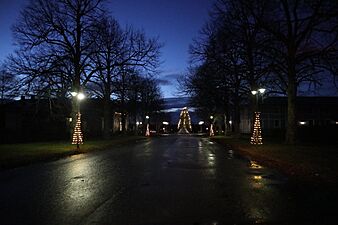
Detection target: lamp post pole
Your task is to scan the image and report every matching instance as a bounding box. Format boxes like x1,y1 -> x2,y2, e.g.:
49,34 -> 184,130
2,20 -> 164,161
250,88 -> 265,145
209,115 -> 214,136
71,91 -> 85,150
198,121 -> 204,133
145,115 -> 150,136
251,88 -> 265,112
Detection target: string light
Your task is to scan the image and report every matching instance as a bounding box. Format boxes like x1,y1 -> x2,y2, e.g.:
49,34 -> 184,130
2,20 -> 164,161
210,123 -> 215,136
145,123 -> 150,136
251,112 -> 263,145
72,113 -> 83,148
178,107 -> 192,133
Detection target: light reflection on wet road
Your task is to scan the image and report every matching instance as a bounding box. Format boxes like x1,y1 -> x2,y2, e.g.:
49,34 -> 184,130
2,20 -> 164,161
0,135 -> 337,224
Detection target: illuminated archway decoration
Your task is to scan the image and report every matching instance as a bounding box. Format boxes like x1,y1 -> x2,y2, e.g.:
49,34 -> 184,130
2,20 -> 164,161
251,112 -> 263,145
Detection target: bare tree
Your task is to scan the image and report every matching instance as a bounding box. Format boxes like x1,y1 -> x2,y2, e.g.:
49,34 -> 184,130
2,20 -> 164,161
87,17 -> 124,138
251,0 -> 338,144
186,0 -> 269,136
88,17 -> 162,137
186,0 -> 338,142
12,0 -> 106,129
0,63 -> 16,100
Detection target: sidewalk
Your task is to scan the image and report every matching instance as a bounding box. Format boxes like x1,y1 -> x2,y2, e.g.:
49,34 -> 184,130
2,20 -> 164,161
212,136 -> 338,186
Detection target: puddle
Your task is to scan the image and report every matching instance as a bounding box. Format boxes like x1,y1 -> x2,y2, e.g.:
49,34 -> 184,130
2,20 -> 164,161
227,149 -> 234,159
246,160 -> 287,188
249,161 -> 263,169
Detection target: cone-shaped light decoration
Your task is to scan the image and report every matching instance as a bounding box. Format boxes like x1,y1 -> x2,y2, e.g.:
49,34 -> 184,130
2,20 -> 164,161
145,123 -> 150,136
177,107 -> 192,134
210,123 -> 215,136
72,113 -> 83,146
251,112 -> 263,145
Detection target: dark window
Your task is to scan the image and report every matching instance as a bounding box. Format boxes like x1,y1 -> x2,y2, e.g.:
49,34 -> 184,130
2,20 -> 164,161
274,120 -> 280,128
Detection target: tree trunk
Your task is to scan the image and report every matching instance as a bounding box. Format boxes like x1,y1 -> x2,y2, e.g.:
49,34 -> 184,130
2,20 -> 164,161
286,50 -> 297,144
120,71 -> 127,133
121,113 -> 127,133
224,113 -> 228,136
103,98 -> 112,139
286,79 -> 297,144
233,97 -> 241,137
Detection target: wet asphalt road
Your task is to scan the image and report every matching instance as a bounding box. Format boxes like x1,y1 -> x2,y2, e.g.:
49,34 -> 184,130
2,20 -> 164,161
0,135 -> 337,225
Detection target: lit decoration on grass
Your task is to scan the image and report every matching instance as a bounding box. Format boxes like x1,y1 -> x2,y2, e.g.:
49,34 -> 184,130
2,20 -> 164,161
251,112 -> 263,145
210,123 -> 214,136
177,107 -> 192,134
72,113 -> 83,150
145,123 -> 150,136
145,115 -> 150,136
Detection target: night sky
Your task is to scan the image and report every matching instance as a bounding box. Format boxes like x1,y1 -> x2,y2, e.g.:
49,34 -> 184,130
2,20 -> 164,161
0,0 -> 213,98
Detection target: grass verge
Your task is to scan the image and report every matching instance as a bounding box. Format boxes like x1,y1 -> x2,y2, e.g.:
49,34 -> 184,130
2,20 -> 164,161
211,136 -> 338,186
0,136 -> 146,170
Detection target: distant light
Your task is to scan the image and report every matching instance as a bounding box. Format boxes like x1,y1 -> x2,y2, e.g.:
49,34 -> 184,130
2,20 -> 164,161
210,115 -> 214,119
68,118 -> 72,122
229,120 -> 232,124
146,116 -> 149,119
299,121 -> 307,125
198,121 -> 204,125
258,88 -> 266,94
136,121 -> 140,125
77,93 -> 85,100
251,90 -> 258,95
139,122 -> 143,125
162,121 -> 169,125
71,92 -> 78,97
253,175 -> 262,180
336,121 -> 338,125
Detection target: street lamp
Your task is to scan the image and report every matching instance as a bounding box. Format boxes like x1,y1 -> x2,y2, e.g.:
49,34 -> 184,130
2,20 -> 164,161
145,116 -> 150,136
198,121 -> 204,133
251,88 -> 266,111
250,88 -> 265,145
162,121 -> 169,133
209,115 -> 214,136
71,91 -> 85,150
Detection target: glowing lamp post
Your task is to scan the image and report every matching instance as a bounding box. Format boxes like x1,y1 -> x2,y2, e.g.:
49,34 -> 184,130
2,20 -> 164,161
209,115 -> 214,136
198,121 -> 204,133
145,115 -> 150,136
162,121 -> 169,133
250,88 -> 265,145
71,91 -> 85,150
251,88 -> 266,111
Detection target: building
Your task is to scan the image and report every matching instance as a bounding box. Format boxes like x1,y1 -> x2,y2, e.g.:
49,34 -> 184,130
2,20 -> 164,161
240,96 -> 338,142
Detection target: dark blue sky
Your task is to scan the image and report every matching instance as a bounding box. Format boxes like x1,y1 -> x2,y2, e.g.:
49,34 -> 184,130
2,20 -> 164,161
0,0 -> 213,98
